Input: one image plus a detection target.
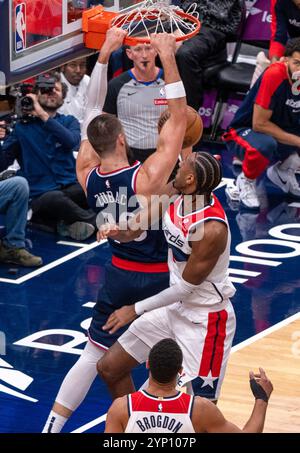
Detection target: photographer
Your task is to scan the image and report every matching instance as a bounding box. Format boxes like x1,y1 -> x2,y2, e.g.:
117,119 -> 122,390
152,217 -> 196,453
0,74 -> 96,241
0,121 -> 42,267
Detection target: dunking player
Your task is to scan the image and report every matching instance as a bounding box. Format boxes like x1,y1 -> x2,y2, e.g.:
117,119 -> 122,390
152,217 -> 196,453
105,339 -> 273,433
43,28 -> 188,432
97,152 -> 236,402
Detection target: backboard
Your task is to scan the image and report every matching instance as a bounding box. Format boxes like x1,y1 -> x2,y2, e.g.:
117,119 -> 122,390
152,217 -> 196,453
0,0 -> 140,88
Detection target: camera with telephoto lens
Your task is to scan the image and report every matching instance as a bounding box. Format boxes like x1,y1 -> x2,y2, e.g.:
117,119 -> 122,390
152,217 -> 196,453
19,82 -> 34,113
20,75 -> 56,113
20,95 -> 34,112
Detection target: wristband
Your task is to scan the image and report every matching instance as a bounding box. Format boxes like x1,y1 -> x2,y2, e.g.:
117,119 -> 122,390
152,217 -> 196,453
165,81 -> 186,99
250,378 -> 269,403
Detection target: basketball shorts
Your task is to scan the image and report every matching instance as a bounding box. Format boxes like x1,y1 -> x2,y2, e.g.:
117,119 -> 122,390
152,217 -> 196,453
88,260 -> 169,350
118,300 -> 236,400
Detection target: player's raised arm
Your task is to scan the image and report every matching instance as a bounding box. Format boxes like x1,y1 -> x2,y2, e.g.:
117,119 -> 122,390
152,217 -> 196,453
136,33 -> 187,196
76,27 -> 127,192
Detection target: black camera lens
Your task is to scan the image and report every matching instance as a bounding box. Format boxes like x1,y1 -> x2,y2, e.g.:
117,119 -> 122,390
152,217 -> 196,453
20,96 -> 34,112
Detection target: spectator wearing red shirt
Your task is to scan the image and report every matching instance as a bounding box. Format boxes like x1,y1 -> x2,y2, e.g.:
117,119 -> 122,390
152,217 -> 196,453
224,38 -> 300,209
270,0 -> 300,62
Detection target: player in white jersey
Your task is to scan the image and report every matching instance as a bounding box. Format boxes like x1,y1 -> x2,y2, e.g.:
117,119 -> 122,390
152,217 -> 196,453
105,339 -> 273,433
97,152 -> 236,401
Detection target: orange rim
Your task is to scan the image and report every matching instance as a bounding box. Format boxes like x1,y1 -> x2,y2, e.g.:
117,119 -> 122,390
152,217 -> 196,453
111,9 -> 201,45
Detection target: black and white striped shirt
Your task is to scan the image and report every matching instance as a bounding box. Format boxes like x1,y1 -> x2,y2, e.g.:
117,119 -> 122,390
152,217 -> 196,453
103,69 -> 166,150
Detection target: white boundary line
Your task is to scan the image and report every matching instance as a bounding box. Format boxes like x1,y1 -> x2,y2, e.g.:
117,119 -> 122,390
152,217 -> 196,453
71,414 -> 107,433
231,311 -> 300,354
228,268 -> 261,277
215,178 -> 235,191
82,302 -> 96,308
0,240 -> 107,285
0,383 -> 38,403
56,241 -> 89,248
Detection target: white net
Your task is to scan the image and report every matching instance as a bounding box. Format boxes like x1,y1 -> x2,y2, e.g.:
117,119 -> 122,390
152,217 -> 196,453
111,0 -> 200,41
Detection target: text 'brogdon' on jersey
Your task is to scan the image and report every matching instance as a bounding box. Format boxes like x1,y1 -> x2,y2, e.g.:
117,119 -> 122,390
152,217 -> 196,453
125,390 -> 195,433
163,193 -> 236,308
86,161 -> 168,264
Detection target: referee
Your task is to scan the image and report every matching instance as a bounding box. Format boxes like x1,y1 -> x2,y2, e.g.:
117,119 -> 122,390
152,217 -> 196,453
103,42 -> 166,163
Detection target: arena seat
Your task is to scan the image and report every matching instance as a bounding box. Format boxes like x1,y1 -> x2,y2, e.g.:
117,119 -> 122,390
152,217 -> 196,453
202,0 -> 255,140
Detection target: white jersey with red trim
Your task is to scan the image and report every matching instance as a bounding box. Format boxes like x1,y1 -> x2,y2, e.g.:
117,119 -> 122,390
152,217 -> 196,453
125,390 -> 195,433
163,193 -> 236,310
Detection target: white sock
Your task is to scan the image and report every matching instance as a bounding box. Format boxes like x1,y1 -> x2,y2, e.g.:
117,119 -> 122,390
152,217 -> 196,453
42,411 -> 68,433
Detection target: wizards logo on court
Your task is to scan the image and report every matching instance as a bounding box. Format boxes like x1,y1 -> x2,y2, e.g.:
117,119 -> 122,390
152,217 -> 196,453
15,3 -> 26,53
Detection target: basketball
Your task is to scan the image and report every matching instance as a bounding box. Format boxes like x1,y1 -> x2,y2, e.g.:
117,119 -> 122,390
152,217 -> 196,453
158,105 -> 203,148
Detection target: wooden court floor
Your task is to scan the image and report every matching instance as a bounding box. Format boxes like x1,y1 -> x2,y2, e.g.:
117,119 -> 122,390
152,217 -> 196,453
219,314 -> 300,433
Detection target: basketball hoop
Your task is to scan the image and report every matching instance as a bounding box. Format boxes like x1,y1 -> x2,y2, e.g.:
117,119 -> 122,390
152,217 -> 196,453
111,1 -> 201,45
82,1 -> 201,49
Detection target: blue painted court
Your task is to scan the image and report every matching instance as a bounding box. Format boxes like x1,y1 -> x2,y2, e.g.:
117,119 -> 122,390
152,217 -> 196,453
1,147 -> 300,433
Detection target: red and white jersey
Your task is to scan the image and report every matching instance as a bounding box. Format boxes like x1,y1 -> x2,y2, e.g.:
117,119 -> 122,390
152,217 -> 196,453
125,390 -> 195,433
163,194 -> 236,310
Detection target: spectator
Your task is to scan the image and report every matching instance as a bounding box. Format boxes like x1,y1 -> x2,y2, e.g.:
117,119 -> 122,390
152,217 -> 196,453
0,177 -> 43,267
58,58 -> 90,132
270,0 -> 300,62
0,122 -> 42,266
0,75 -> 96,240
223,38 -> 300,209
175,0 -> 242,111
103,42 -> 166,163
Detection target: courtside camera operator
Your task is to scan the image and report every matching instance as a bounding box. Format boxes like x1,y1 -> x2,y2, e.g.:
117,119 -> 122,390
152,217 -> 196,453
0,72 -> 96,241
19,74 -> 67,121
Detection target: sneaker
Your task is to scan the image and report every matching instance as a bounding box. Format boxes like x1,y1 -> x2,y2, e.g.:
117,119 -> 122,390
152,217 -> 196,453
225,179 -> 240,202
236,172 -> 260,209
267,162 -> 300,197
0,242 -> 43,267
57,221 -> 95,241
250,51 -> 270,88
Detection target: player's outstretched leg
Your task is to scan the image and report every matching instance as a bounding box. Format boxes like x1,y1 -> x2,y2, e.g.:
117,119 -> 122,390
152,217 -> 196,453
42,341 -> 105,433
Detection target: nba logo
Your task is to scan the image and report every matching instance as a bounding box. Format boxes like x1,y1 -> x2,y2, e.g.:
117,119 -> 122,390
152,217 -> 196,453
15,3 -> 26,53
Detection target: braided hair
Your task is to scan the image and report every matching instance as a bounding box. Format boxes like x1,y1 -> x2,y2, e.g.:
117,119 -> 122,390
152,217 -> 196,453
193,152 -> 222,195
